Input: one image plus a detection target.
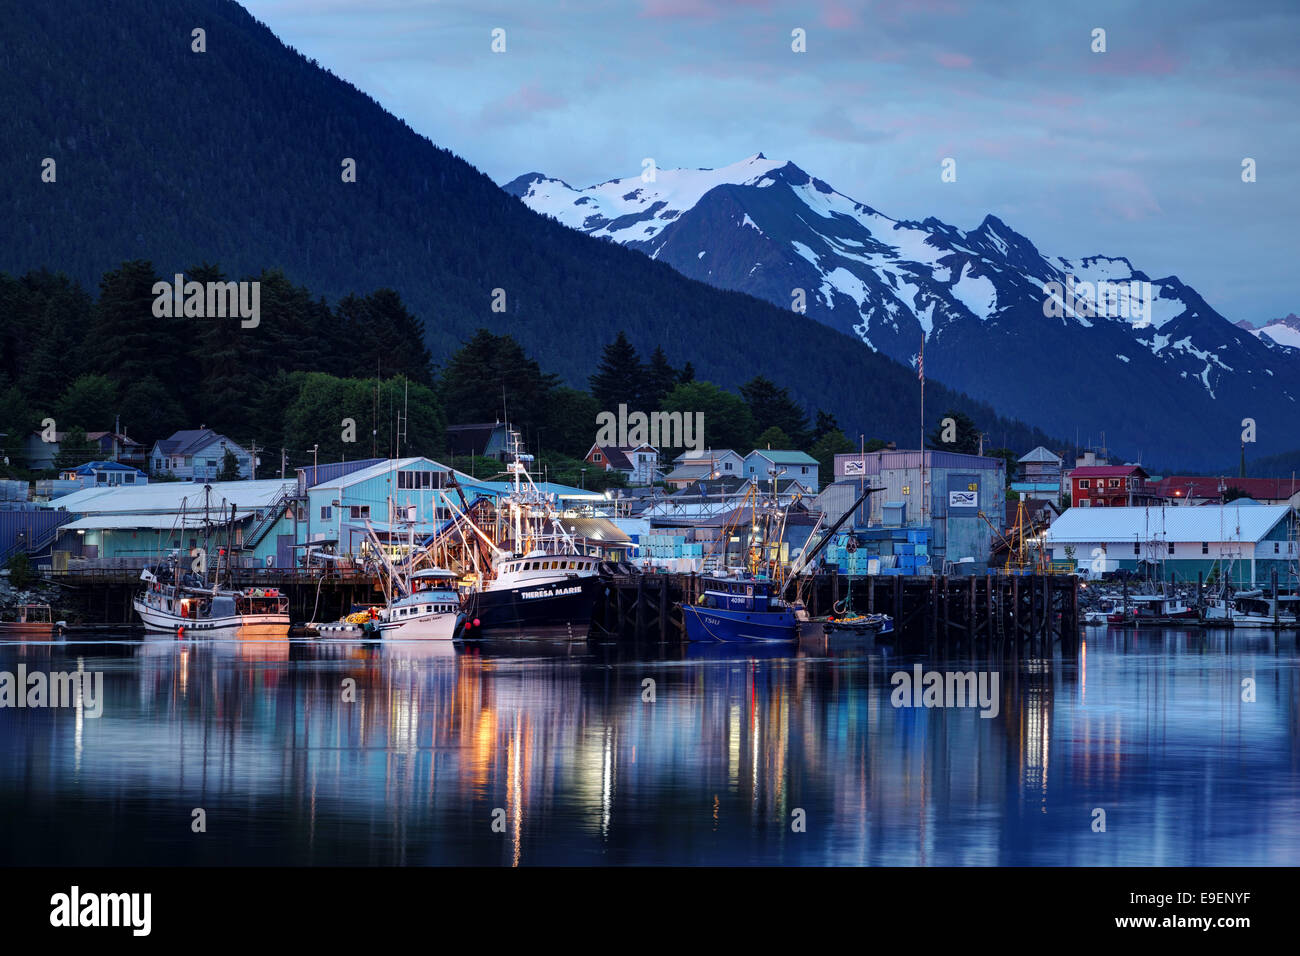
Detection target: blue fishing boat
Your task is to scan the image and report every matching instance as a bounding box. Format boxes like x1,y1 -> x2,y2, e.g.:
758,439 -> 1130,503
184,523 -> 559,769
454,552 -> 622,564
681,574 -> 804,642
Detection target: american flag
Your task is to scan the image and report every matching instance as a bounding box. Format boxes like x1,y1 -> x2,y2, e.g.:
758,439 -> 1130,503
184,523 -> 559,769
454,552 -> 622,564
918,334 -> 924,383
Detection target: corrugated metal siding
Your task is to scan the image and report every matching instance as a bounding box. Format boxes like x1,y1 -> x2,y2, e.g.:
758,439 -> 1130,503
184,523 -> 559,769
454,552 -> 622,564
0,509 -> 74,560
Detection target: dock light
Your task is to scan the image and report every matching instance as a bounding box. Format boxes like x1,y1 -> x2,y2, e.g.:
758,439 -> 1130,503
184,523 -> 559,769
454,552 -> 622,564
473,618 -> 480,627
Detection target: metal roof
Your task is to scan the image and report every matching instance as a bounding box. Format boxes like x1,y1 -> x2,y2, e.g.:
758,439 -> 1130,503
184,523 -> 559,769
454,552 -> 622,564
1017,445 -> 1062,464
746,449 -> 819,466
1045,505 -> 1290,544
50,479 -> 295,515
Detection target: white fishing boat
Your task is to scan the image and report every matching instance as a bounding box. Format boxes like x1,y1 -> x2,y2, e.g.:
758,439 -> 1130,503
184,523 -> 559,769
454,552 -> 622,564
1203,591 -> 1299,628
373,568 -> 463,640
134,555 -> 289,638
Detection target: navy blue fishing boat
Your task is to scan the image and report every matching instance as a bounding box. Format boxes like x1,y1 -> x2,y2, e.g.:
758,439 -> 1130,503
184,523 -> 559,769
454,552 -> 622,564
681,574 -> 803,642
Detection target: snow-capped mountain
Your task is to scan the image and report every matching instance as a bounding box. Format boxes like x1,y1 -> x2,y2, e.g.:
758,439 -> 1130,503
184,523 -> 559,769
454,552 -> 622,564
506,155 -> 1300,467
1239,314 -> 1300,351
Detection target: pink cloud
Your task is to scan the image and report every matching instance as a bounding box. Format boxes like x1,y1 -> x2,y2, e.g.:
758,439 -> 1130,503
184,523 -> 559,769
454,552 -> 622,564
936,52 -> 972,69
638,0 -> 771,19
820,2 -> 859,29
1088,43 -> 1180,76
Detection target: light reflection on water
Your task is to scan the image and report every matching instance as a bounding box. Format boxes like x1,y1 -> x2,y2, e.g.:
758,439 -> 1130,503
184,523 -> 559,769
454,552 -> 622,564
0,628 -> 1296,866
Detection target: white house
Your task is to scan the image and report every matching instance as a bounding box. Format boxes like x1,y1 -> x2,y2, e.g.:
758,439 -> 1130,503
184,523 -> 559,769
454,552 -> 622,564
150,428 -> 254,480
743,449 -> 820,491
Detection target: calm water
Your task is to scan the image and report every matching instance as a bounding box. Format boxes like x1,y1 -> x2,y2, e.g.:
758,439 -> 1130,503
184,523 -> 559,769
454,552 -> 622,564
1,628 -> 1297,866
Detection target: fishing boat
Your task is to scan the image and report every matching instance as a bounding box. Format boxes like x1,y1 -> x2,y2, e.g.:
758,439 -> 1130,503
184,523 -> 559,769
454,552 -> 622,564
1130,593 -> 1198,623
682,573 -> 804,642
0,603 -> 55,637
1202,591 -> 1300,628
454,435 -> 601,638
374,568 -> 464,639
680,481 -> 879,643
134,552 -> 290,638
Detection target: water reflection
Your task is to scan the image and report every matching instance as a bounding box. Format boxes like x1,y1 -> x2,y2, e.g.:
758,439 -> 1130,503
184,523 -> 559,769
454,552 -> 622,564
0,627 -> 1296,865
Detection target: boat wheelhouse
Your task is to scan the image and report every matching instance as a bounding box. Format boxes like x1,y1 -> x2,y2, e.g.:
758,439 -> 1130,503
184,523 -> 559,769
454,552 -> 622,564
0,604 -> 54,637
1203,591 -> 1299,628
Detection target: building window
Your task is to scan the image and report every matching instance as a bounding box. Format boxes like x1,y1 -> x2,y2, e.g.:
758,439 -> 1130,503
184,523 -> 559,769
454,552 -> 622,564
1079,479 -> 1090,489
594,453 -> 602,462
321,506 -> 332,520
1109,478 -> 1120,488
1168,542 -> 1175,555
155,458 -> 162,470
349,506 -> 370,520
1134,542 -> 1141,555
1202,542 -> 1209,555
125,474 -> 134,484
1276,542 -> 1281,554
724,462 -> 732,471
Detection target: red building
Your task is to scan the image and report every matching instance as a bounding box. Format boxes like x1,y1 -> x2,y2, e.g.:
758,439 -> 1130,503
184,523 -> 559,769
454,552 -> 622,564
1069,465 -> 1155,507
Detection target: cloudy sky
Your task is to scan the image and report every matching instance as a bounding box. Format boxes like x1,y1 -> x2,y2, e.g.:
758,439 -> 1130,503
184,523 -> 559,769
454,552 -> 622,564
243,0 -> 1298,324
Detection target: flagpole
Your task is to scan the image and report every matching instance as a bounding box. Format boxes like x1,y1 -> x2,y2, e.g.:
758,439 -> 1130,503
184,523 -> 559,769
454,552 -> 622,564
919,333 -> 926,526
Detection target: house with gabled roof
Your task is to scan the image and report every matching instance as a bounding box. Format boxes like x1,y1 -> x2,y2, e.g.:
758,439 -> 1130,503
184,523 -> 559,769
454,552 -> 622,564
743,449 -> 819,491
149,428 -> 253,480
584,442 -> 661,486
664,448 -> 744,488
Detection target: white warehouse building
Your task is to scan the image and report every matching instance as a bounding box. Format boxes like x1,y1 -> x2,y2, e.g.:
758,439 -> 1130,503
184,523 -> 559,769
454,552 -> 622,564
1045,504 -> 1298,587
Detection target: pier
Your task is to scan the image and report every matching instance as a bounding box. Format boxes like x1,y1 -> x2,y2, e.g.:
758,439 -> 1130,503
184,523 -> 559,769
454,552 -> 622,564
592,571 -> 1081,654
42,565 -> 1080,653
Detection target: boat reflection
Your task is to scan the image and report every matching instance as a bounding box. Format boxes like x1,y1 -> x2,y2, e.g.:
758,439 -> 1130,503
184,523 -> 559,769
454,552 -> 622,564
0,627 -> 1296,866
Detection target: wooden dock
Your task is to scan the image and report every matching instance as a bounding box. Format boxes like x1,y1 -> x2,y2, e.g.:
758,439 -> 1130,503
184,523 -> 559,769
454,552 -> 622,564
42,566 -> 1081,653
592,572 -> 1081,655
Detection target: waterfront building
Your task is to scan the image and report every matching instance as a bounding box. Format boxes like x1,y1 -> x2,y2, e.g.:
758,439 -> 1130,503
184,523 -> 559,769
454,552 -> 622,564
827,449 -> 1008,572
1044,503 -> 1297,586
1068,464 -> 1157,508
1155,475 -> 1300,507
1011,446 -> 1064,499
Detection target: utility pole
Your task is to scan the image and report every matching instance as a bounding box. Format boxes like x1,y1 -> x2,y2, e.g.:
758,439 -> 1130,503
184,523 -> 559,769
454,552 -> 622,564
248,440 -> 261,480
280,448 -> 286,480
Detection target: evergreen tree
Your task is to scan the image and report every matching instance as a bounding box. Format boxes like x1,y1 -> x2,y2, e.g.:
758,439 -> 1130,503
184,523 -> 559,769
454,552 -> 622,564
440,330 -> 557,439
678,362 -> 696,384
810,427 -> 855,483
216,447 -> 242,481
926,408 -> 982,454
643,346 -> 678,409
740,376 -> 811,448
589,332 -> 643,411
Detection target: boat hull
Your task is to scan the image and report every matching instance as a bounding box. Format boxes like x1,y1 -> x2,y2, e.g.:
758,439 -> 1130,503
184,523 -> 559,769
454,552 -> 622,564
377,610 -> 461,640
680,602 -> 798,642
463,576 -> 602,637
133,596 -> 289,639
